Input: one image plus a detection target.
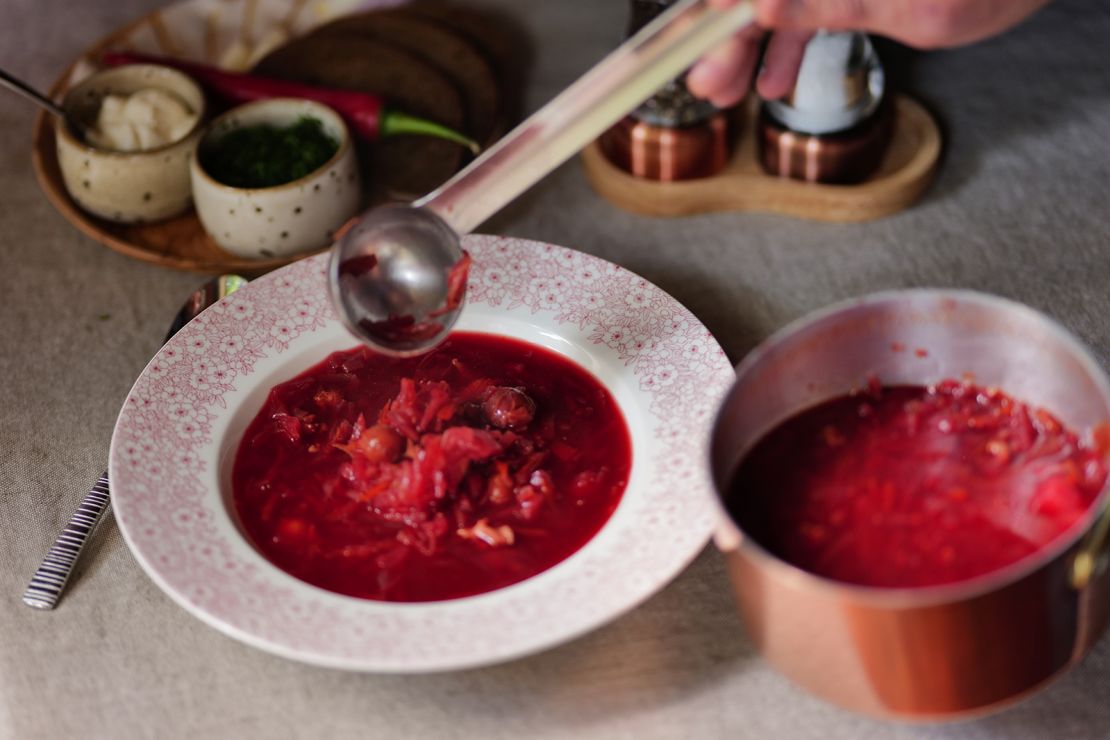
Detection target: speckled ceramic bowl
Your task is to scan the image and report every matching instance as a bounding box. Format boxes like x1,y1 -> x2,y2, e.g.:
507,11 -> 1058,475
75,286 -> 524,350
190,98 -> 361,260
56,64 -> 206,223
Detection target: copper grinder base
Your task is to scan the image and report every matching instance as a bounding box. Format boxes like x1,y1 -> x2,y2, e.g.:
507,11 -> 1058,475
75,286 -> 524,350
757,101 -> 894,185
597,111 -> 737,182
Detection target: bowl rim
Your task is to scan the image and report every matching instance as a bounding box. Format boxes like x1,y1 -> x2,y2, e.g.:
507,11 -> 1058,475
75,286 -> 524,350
190,97 -> 353,195
710,287 -> 1110,608
57,63 -> 207,157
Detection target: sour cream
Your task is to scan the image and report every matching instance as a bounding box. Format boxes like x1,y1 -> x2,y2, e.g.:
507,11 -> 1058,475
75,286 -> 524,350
86,88 -> 199,152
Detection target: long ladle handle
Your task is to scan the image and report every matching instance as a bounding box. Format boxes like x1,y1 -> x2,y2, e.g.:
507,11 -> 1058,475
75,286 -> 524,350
415,0 -> 756,234
0,67 -> 67,120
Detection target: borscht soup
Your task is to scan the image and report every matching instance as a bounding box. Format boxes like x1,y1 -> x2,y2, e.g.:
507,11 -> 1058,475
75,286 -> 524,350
232,332 -> 632,602
727,378 -> 1108,588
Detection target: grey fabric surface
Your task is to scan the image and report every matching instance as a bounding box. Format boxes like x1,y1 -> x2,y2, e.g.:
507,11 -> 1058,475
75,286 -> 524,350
3,0 -> 1110,737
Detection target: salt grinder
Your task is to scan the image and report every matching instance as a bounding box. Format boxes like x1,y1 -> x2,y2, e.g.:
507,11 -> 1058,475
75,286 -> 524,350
598,0 -> 737,181
759,31 -> 892,184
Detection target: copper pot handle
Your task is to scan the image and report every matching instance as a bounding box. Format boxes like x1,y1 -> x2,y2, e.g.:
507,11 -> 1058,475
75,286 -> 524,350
1072,503 -> 1110,589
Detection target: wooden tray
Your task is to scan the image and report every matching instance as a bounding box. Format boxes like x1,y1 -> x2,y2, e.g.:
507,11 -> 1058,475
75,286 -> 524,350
581,94 -> 942,223
29,0 -> 395,275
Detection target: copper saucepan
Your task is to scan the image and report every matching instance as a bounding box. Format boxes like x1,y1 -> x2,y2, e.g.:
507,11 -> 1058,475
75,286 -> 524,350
709,290 -> 1110,719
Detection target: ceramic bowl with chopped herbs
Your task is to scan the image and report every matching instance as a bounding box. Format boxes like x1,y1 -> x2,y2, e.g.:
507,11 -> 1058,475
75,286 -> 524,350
191,98 -> 360,259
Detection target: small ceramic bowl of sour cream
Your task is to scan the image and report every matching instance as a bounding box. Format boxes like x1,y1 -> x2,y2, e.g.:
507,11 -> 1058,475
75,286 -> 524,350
56,64 -> 206,223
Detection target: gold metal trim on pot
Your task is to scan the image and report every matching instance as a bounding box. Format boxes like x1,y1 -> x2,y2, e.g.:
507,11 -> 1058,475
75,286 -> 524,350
708,290 -> 1110,720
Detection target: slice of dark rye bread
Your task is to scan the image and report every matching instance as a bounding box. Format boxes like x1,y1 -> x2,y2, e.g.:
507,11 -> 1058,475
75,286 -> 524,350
401,0 -> 532,125
308,9 -> 501,146
253,35 -> 464,201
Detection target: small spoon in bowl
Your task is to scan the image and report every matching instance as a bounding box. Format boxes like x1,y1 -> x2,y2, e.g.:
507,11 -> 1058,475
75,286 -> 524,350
330,0 -> 756,356
0,66 -> 71,124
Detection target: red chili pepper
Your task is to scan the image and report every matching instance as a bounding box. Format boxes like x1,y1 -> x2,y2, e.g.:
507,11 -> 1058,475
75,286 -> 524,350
100,50 -> 479,154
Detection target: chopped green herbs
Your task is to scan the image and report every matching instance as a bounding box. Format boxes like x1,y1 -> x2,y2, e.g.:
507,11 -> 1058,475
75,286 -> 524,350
200,117 -> 339,188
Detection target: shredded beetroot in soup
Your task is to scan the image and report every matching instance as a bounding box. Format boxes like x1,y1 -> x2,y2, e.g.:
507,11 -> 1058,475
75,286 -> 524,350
232,333 -> 631,602
728,380 -> 1108,588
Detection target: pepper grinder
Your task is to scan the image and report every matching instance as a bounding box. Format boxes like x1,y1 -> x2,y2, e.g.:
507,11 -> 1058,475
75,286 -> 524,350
598,0 -> 738,181
758,31 -> 892,184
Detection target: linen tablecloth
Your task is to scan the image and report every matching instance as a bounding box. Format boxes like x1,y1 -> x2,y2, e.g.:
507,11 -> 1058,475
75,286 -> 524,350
3,0 -> 1109,737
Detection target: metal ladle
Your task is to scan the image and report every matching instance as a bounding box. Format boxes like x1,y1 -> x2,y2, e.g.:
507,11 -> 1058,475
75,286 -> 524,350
329,0 -> 756,355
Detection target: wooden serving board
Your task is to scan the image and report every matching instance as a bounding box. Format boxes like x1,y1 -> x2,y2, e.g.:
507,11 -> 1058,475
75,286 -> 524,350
29,0 -> 521,276
28,0 -> 388,275
581,94 -> 942,223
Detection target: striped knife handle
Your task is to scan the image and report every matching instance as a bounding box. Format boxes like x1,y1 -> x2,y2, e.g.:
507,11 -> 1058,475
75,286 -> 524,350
22,473 -> 111,610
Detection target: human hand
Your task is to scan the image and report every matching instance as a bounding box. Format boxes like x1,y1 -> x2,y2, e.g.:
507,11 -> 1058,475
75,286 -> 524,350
687,0 -> 1053,107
